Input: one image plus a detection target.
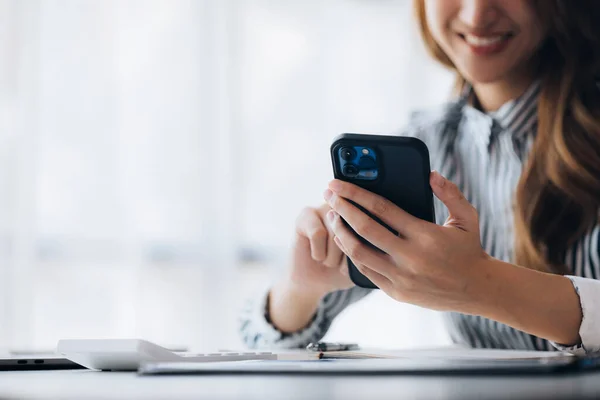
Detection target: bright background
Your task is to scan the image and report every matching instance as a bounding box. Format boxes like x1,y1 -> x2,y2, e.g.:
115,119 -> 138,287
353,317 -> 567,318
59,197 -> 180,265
0,0 -> 454,352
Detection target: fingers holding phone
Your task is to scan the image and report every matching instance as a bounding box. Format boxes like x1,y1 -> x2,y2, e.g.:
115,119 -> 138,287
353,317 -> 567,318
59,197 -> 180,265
312,204 -> 346,269
266,203 -> 354,334
290,203 -> 354,296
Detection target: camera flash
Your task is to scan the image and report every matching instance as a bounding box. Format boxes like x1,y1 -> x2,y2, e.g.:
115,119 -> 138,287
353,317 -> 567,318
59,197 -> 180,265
362,148 -> 369,155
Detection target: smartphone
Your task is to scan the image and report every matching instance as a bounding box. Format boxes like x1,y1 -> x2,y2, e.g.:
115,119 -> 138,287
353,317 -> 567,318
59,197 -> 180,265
330,133 -> 435,289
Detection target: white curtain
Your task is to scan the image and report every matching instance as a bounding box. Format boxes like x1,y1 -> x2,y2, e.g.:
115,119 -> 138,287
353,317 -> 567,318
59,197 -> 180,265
1,0 -> 454,352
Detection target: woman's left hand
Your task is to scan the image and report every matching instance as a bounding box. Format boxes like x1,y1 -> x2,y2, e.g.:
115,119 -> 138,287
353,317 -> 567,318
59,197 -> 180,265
324,171 -> 492,313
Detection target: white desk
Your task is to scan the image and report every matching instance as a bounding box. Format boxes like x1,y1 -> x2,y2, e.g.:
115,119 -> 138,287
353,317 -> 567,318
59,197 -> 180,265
0,369 -> 598,399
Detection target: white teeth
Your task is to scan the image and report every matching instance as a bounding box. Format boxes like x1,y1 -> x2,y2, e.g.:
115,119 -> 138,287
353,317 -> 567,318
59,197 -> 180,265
464,34 -> 505,47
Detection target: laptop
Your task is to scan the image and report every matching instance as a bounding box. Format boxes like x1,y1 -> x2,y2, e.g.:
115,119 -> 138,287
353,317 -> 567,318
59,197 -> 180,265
0,352 -> 84,371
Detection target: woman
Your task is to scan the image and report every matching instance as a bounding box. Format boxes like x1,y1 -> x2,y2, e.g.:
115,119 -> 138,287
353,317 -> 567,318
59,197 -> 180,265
240,0 -> 600,353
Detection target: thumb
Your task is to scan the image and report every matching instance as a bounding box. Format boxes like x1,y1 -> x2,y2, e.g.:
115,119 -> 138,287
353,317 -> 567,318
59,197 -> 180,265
430,171 -> 479,232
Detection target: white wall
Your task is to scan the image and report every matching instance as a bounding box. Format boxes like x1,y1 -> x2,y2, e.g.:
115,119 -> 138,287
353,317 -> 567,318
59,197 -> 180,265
0,0 -> 454,351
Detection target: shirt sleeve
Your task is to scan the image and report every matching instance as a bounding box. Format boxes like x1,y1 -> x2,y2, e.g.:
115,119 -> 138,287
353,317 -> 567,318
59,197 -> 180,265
550,275 -> 600,354
238,285 -> 372,349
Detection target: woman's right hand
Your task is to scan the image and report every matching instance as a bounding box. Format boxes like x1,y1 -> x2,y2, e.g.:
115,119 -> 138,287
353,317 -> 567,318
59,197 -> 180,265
287,203 -> 354,296
268,203 -> 354,333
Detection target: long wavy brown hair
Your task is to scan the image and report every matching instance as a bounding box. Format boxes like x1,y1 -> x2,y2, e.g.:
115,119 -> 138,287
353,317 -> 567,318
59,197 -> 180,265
414,0 -> 600,274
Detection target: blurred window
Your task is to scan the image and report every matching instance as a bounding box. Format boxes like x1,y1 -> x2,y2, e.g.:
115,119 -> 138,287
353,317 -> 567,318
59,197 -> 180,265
0,0 -> 452,351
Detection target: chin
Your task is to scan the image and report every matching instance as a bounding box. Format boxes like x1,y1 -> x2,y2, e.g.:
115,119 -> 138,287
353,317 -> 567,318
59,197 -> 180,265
455,64 -> 512,86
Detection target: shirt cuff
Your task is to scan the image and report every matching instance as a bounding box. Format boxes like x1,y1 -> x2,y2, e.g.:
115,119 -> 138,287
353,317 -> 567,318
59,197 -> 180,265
249,287 -> 329,349
551,276 -> 600,354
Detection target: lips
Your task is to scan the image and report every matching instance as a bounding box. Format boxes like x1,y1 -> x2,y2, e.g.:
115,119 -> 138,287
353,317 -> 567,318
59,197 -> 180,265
457,32 -> 514,56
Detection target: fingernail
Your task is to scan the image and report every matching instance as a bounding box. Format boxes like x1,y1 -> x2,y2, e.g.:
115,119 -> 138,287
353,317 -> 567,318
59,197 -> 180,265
327,210 -> 336,222
432,170 -> 446,188
324,189 -> 333,201
333,235 -> 341,245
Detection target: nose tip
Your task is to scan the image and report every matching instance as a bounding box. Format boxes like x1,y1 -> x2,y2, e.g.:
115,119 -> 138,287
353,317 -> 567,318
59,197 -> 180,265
459,0 -> 499,30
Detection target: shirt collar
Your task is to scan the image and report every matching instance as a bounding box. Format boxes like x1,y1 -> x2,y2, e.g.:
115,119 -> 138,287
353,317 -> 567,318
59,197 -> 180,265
489,80 -> 541,139
459,80 -> 541,141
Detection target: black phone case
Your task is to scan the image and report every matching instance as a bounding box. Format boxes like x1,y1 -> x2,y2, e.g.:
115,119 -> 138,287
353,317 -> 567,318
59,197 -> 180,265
330,133 -> 435,289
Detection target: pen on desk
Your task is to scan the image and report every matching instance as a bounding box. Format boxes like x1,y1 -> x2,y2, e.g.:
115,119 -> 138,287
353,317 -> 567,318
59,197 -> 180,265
306,342 -> 359,352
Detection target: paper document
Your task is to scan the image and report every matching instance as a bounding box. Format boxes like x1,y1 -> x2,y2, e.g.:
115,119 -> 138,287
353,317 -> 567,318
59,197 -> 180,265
319,347 -> 572,360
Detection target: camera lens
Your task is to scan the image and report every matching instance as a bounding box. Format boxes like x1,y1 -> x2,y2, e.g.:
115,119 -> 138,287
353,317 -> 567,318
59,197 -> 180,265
343,164 -> 359,177
340,147 -> 357,161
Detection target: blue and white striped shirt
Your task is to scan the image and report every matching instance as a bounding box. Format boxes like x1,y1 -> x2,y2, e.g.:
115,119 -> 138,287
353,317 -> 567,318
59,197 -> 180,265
240,81 -> 600,354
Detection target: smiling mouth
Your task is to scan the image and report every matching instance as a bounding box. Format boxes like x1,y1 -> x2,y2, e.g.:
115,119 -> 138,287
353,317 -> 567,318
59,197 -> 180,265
457,32 -> 515,55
